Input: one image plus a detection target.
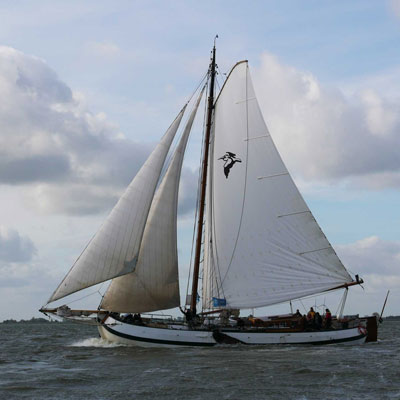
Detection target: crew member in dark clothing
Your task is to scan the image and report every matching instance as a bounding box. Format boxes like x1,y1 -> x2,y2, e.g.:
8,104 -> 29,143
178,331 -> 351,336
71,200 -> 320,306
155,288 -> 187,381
236,318 -> 245,328
180,307 -> 195,327
325,308 -> 332,329
133,313 -> 143,325
122,313 -> 134,323
300,315 -> 307,330
315,312 -> 322,330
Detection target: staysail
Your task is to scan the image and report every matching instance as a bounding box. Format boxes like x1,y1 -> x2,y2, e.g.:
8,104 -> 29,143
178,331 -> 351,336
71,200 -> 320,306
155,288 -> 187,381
203,61 -> 352,309
101,88 -> 205,313
48,107 -> 186,303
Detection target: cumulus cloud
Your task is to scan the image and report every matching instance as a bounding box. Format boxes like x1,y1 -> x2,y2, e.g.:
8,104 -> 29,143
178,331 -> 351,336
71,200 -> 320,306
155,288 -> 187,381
253,53 -> 400,189
0,46 -> 204,218
0,46 -> 154,214
0,154 -> 70,183
0,226 -> 36,263
2,45 -> 399,220
336,236 -> 400,292
27,183 -> 120,215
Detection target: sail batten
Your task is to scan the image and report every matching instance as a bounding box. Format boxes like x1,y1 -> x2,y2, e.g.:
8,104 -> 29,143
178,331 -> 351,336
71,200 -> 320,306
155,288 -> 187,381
101,88 -> 205,313
203,61 -> 352,310
48,107 -> 187,303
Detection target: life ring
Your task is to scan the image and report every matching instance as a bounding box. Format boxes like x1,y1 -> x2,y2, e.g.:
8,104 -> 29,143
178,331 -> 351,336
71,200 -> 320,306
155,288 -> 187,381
358,325 -> 367,336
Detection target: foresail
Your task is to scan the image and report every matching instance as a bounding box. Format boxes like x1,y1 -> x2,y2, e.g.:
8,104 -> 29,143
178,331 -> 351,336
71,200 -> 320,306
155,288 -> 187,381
48,107 -> 186,303
101,88 -> 205,313
203,61 -> 352,310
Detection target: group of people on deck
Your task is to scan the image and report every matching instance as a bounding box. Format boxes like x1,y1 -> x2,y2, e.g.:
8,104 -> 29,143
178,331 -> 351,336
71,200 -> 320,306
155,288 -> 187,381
295,307 -> 332,330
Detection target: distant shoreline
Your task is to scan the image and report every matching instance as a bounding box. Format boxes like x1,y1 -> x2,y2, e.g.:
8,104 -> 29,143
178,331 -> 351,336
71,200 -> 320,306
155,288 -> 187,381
0,317 -> 60,324
1,315 -> 400,324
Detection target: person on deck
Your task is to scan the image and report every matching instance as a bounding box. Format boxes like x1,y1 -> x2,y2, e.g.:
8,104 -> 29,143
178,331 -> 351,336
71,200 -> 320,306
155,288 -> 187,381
324,308 -> 332,329
300,314 -> 307,330
315,312 -> 322,330
180,307 -> 194,327
133,313 -> 143,325
295,309 -> 301,317
306,307 -> 316,329
307,307 -> 315,321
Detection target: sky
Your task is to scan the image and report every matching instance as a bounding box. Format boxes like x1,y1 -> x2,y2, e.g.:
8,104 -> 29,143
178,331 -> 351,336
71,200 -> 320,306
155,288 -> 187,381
0,0 -> 399,321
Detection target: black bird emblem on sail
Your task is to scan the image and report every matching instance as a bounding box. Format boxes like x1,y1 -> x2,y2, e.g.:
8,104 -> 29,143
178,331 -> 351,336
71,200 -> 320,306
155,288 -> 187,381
218,152 -> 242,178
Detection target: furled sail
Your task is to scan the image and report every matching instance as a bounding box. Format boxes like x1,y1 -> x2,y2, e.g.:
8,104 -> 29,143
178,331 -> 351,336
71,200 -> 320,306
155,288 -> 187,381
48,107 -> 186,303
101,88 -> 205,313
203,61 -> 352,309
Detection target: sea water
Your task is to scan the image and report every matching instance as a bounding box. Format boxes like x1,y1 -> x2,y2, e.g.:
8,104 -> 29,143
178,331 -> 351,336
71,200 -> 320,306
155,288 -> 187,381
0,320 -> 399,399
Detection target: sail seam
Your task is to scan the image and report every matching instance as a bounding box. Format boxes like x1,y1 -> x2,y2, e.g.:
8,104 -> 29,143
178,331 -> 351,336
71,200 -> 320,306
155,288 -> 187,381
257,172 -> 289,180
299,247 -> 332,255
235,97 -> 256,104
244,134 -> 270,141
278,210 -> 310,218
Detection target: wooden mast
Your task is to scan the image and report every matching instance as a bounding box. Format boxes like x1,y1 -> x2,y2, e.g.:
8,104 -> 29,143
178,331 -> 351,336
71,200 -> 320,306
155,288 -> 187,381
190,41 -> 217,314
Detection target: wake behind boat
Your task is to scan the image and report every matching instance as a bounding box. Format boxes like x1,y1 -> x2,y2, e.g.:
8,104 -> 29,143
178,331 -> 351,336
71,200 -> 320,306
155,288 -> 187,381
40,41 -> 380,346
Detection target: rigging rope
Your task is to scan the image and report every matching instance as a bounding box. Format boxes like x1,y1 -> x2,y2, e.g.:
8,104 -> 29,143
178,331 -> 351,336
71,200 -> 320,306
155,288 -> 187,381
161,81 -> 207,181
185,71 -> 208,105
65,284 -> 106,306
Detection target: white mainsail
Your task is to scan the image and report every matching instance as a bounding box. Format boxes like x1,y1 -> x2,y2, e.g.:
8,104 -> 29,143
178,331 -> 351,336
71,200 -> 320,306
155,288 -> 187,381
49,107 -> 186,303
203,61 -> 352,309
101,88 -> 205,313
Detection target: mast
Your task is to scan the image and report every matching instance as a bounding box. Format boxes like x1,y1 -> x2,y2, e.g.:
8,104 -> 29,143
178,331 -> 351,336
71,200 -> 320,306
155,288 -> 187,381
190,40 -> 217,314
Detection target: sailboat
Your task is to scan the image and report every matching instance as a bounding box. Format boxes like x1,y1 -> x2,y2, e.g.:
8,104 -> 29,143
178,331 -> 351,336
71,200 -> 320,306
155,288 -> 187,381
40,43 -> 379,346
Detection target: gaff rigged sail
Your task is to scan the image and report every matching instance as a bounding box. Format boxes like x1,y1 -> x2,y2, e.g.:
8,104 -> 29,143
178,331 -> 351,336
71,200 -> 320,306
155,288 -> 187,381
203,61 -> 352,309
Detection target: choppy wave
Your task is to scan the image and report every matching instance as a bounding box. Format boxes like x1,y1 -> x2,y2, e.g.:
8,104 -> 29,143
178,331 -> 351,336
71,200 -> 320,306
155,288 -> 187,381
0,321 -> 399,400
69,337 -> 127,348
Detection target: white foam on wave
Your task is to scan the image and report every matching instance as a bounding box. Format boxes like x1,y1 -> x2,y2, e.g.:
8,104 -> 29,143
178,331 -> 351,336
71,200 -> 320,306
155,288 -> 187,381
69,337 -> 128,348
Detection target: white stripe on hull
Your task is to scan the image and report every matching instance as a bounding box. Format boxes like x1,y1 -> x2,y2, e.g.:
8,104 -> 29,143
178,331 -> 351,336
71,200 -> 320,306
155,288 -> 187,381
98,317 -> 366,347
227,328 -> 366,345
